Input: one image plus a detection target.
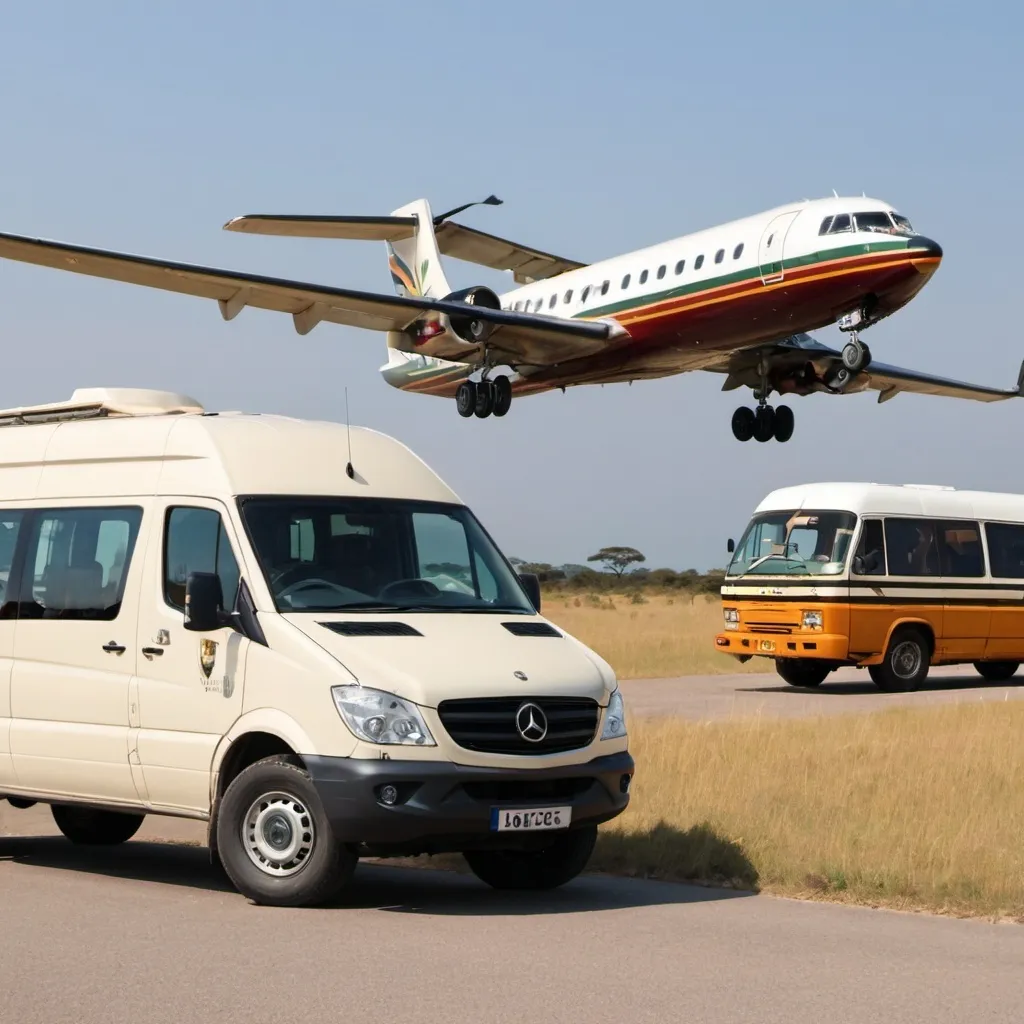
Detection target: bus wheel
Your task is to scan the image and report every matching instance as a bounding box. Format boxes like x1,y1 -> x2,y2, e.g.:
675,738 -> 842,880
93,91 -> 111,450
869,628 -> 931,692
775,659 -> 831,688
974,661 -> 1020,683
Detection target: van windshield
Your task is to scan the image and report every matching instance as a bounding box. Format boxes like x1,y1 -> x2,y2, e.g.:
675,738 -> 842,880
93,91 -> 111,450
237,496 -> 534,614
727,509 -> 856,577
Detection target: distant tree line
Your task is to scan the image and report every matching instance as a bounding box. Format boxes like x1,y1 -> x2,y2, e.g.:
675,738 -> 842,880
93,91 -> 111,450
509,546 -> 726,596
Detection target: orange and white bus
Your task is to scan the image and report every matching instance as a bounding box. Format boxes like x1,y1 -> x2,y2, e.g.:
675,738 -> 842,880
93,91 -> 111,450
713,482 -> 1024,692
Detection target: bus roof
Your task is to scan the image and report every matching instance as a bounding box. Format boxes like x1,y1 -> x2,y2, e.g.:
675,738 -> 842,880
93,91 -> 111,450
754,482 -> 1024,522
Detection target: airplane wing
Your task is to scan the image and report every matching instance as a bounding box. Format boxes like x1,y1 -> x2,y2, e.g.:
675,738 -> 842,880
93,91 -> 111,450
0,231 -> 614,365
713,334 -> 1023,404
224,214 -> 585,284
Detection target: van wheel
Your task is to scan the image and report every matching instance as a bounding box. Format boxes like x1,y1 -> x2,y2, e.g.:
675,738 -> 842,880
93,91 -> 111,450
775,659 -> 831,688
51,805 -> 145,845
463,825 -> 597,890
869,628 -> 931,692
974,661 -> 1020,683
216,755 -> 356,908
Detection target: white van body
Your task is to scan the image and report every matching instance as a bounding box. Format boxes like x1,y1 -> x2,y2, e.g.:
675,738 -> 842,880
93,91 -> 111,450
0,388 -> 633,905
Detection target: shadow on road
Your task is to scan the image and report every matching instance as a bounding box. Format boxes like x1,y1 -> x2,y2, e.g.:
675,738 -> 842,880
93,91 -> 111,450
738,672 -> 1020,696
0,832 -> 754,915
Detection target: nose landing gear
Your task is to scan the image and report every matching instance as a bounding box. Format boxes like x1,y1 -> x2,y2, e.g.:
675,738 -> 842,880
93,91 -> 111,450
455,374 -> 513,419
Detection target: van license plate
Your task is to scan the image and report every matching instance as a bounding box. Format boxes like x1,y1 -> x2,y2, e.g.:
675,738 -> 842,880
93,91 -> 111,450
492,806 -> 572,832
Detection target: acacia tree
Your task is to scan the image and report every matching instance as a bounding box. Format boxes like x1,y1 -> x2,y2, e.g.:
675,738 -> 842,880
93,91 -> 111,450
587,546 -> 646,577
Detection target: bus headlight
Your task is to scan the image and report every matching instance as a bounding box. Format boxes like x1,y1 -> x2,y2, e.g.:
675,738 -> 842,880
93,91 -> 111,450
331,686 -> 436,746
802,610 -> 823,631
723,607 -> 740,630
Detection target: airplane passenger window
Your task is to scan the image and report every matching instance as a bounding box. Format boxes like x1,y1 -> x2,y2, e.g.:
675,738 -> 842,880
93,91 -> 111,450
639,270 -> 649,284
563,289 -> 573,304
695,254 -> 705,270
715,249 -> 724,264
827,214 -> 852,234
513,301 -> 521,311
548,294 -> 557,309
657,265 -> 666,279
675,260 -> 685,274
621,274 -> 630,289
601,280 -> 609,295
581,286 -> 590,302
733,243 -> 744,259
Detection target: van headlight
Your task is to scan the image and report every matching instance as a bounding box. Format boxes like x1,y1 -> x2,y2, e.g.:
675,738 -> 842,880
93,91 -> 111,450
802,610 -> 823,631
601,688 -> 627,740
331,686 -> 436,746
723,607 -> 740,630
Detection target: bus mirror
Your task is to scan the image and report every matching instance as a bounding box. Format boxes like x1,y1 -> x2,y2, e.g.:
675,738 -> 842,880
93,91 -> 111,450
184,572 -> 225,631
727,538 -> 735,553
519,572 -> 542,612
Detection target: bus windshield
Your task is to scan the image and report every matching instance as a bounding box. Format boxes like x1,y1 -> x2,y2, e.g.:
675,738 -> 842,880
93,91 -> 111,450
728,509 -> 857,577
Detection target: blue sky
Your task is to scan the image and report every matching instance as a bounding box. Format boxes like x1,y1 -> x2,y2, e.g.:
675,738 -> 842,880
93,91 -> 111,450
1,1 -> 1020,569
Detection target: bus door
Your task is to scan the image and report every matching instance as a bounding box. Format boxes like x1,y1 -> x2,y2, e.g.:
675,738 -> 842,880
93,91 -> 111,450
848,518 -> 897,658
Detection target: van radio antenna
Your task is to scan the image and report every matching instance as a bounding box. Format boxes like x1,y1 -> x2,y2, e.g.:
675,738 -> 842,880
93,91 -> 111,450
344,387 -> 354,479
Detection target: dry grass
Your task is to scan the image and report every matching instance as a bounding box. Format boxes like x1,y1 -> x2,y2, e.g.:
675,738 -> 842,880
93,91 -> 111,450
542,593 -> 769,679
592,703 -> 1024,919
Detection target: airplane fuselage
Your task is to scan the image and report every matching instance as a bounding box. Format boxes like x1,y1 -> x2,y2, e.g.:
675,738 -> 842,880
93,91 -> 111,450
393,196 -> 942,398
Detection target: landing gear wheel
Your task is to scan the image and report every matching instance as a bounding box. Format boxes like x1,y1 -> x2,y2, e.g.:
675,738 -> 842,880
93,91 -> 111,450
216,755 -> 357,907
731,406 -> 755,442
868,627 -> 931,692
463,825 -> 597,890
773,405 -> 795,443
51,805 -> 145,845
492,375 -> 512,417
974,661 -> 1020,683
841,339 -> 871,373
456,380 -> 477,418
775,659 -> 831,688
753,405 -> 775,443
474,381 -> 495,418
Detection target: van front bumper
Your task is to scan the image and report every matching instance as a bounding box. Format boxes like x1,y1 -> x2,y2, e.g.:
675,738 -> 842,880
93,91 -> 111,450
303,749 -> 634,857
714,631 -> 850,661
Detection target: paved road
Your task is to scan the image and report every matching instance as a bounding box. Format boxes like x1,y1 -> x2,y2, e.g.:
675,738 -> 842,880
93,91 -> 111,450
1,817 -> 1023,1024
620,663 -> 1024,720
5,670 -> 1024,1024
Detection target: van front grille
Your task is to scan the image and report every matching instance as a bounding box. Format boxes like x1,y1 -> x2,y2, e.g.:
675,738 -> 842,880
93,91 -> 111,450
436,696 -> 599,755
746,621 -> 797,634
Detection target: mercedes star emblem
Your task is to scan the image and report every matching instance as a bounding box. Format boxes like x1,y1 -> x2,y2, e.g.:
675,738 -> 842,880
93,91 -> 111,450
515,702 -> 548,743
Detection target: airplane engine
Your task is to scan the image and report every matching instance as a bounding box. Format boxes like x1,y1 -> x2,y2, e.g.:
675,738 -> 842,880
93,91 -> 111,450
443,285 -> 502,343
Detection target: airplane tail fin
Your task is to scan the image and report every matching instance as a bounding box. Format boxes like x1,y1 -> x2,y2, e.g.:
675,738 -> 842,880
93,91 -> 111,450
384,199 -> 452,301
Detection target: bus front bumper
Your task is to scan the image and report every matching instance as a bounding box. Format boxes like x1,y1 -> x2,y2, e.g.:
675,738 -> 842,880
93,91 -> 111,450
714,631 -> 850,661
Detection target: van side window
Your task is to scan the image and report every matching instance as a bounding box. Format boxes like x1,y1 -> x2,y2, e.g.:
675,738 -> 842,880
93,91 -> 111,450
0,511 -> 25,608
985,522 -> 1024,578
164,507 -> 241,612
24,507 -> 143,620
412,511 -> 496,601
853,519 -> 885,575
937,521 -> 984,577
883,517 -> 940,576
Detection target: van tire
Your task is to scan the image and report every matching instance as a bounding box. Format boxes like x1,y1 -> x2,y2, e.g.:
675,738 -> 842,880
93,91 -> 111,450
775,660 -> 831,688
51,805 -> 145,845
463,824 -> 597,890
869,627 -> 931,692
215,755 -> 356,908
974,661 -> 1020,683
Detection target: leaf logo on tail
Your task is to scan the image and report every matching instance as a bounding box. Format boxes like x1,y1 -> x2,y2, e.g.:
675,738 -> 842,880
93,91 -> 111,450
388,245 -> 429,298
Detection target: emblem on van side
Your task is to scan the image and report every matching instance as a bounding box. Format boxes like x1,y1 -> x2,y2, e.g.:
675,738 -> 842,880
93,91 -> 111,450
514,670 -> 528,681
199,638 -> 217,679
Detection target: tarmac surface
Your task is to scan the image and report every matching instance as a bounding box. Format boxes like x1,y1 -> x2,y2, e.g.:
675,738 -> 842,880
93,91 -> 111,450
3,665 -> 1024,1023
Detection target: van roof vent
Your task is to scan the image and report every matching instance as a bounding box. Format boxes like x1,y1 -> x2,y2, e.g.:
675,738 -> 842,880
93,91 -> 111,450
0,388 -> 204,426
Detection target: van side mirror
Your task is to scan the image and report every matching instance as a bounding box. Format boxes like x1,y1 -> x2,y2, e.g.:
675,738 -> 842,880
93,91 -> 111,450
184,572 -> 226,632
519,572 -> 542,612
727,538 -> 735,553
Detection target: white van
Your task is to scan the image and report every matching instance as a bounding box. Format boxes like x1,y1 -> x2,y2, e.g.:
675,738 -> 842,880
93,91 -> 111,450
0,388 -> 633,906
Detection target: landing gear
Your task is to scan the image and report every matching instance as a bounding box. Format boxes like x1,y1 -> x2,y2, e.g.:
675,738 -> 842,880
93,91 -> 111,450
841,336 -> 872,374
455,373 -> 513,420
732,360 -> 796,443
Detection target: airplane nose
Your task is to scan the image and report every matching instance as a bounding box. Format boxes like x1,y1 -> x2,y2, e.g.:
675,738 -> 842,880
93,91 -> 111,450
908,235 -> 942,259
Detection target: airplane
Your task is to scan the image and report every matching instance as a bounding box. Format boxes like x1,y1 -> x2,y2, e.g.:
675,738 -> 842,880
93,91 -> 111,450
0,192 -> 1019,443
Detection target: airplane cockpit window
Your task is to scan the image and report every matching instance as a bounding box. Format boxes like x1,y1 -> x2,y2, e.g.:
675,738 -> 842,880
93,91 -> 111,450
854,211 -> 901,234
891,212 -> 915,234
819,213 -> 853,235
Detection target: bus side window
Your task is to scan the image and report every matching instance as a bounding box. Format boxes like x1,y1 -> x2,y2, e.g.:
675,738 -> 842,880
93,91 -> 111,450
884,517 -> 940,576
937,521 -> 984,577
853,519 -> 885,575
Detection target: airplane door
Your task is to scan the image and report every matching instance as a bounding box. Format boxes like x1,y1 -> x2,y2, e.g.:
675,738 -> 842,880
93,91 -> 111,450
758,211 -> 801,284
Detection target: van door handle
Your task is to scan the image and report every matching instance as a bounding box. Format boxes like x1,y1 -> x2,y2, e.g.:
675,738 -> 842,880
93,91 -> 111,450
102,641 -> 127,655
141,647 -> 164,657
